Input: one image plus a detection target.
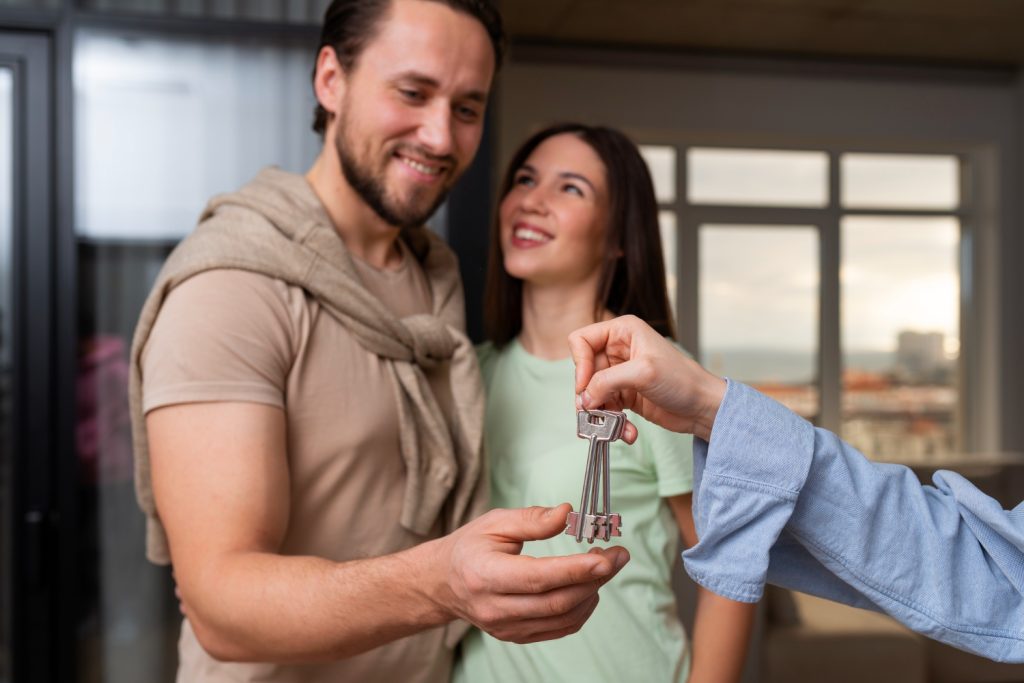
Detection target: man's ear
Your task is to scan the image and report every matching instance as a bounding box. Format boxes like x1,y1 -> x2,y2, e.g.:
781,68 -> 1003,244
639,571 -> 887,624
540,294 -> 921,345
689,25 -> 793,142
313,45 -> 347,122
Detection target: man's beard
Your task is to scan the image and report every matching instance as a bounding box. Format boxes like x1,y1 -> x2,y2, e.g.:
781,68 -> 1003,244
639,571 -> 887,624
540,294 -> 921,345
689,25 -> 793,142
334,122 -> 453,230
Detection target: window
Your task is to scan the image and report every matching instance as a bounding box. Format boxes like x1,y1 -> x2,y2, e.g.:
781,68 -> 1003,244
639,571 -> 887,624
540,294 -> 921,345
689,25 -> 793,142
74,29 -> 320,240
700,224 -> 820,420
644,144 -> 966,460
839,154 -> 961,458
688,147 -> 828,208
72,28 -> 322,682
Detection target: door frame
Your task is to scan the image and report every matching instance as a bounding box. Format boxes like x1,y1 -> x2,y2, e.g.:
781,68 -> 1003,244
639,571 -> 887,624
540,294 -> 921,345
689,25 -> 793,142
1,29 -> 62,683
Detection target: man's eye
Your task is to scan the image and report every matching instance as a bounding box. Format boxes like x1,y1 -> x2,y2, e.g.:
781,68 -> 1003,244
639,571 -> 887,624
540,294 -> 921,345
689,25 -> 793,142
400,89 -> 424,101
456,105 -> 481,122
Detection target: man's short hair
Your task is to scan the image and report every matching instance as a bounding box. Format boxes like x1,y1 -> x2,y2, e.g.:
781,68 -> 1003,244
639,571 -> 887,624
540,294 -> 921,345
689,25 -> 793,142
311,0 -> 505,136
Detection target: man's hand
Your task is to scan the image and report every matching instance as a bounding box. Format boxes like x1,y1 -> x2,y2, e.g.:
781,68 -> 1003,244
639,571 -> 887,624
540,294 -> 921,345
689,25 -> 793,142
430,503 -> 629,643
567,315 -> 727,442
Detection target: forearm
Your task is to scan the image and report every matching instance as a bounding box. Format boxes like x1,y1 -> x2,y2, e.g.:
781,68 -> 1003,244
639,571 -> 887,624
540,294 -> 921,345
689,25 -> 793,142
687,587 -> 756,683
771,428 -> 1024,661
184,539 -> 450,662
686,381 -> 1024,662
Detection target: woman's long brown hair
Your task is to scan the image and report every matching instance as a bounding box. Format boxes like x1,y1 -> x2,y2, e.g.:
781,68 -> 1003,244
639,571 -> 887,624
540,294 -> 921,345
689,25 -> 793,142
484,122 -> 676,347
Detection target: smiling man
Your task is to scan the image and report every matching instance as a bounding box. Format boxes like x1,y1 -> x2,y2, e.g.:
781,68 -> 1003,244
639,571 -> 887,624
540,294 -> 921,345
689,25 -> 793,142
128,1 -> 629,681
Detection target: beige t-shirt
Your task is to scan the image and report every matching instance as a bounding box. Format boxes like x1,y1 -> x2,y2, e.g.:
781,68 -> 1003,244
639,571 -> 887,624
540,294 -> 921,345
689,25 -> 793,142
142,243 -> 454,683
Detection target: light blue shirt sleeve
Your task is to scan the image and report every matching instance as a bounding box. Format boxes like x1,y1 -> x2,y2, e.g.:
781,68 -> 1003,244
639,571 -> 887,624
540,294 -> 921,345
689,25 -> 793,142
682,380 -> 1024,663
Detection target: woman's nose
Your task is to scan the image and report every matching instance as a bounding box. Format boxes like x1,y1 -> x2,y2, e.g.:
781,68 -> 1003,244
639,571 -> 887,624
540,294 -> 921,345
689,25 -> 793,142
518,186 -> 548,214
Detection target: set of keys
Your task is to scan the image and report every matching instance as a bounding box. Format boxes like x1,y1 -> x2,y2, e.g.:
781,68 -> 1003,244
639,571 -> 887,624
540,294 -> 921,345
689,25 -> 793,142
564,408 -> 626,543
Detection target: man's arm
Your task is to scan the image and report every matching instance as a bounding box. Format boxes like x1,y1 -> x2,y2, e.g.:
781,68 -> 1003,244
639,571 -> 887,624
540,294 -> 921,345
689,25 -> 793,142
687,380 -> 1024,662
568,315 -> 1024,663
149,401 -> 628,663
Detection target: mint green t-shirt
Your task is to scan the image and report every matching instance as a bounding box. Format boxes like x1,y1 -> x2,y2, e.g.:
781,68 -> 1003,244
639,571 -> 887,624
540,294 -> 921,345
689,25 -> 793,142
453,340 -> 694,683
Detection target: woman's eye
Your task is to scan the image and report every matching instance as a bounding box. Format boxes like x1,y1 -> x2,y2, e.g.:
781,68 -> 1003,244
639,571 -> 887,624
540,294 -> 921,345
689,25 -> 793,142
514,174 -> 535,187
563,184 -> 584,197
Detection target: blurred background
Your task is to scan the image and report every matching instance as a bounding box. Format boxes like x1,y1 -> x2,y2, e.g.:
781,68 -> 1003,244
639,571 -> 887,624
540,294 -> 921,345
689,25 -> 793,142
2,1 -> 1023,681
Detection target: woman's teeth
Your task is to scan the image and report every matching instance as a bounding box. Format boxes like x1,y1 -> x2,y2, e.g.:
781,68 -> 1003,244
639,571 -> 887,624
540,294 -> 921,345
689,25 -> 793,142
514,227 -> 551,243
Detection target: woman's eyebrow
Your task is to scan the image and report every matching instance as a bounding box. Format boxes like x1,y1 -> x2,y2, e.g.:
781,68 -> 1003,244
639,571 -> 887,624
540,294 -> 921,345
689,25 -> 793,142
559,171 -> 596,193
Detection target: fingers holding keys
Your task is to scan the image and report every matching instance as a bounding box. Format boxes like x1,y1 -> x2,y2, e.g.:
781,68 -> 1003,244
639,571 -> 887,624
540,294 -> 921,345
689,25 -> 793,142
436,505 -> 630,643
568,315 -> 727,442
574,392 -> 640,444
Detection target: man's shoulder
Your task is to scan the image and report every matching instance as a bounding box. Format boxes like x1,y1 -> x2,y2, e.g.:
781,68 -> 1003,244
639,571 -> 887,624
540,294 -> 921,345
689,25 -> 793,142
170,268 -> 294,304
155,269 -> 305,345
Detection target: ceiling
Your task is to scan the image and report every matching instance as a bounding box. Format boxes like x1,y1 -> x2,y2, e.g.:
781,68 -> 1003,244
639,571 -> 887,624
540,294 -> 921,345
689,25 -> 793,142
501,0 -> 1024,67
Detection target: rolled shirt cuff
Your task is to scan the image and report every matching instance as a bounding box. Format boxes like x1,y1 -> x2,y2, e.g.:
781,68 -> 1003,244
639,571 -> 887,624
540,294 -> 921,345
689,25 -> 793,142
682,379 -> 816,602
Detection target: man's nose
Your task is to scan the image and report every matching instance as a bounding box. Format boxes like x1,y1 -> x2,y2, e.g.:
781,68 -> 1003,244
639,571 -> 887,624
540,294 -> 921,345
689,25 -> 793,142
417,102 -> 454,157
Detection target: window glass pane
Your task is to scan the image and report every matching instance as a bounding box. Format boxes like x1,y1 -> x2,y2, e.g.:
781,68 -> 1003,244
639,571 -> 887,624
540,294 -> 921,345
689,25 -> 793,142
841,216 -> 960,459
688,148 -> 828,207
659,210 -> 677,319
640,145 -> 676,203
0,65 -> 12,683
841,153 -> 960,210
700,225 -> 820,419
74,30 -> 320,240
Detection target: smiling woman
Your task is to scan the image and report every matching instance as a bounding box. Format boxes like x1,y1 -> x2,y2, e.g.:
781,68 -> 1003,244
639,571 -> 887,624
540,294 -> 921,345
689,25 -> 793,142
499,133 -> 610,288
458,122 -> 758,683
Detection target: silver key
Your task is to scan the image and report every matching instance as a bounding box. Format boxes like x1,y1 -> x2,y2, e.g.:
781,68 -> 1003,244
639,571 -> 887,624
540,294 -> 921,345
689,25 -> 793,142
565,409 -> 625,543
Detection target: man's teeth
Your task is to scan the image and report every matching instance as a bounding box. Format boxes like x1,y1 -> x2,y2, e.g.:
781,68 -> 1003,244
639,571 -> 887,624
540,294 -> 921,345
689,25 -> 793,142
400,157 -> 441,176
514,227 -> 551,243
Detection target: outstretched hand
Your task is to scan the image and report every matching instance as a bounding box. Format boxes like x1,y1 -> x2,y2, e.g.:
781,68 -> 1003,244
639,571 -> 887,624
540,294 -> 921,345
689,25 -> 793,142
434,503 -> 629,644
567,315 -> 727,443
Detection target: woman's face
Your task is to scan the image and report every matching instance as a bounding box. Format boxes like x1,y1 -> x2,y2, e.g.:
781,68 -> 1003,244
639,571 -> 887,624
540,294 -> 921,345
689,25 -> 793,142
499,133 -> 610,288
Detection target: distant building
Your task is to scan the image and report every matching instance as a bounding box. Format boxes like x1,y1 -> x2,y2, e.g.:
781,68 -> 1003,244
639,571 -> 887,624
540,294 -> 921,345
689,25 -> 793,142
896,330 -> 947,383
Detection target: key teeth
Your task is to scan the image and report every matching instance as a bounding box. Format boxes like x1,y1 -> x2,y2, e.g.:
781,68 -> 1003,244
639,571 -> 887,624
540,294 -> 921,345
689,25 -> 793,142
565,512 -> 623,543
564,511 -> 581,536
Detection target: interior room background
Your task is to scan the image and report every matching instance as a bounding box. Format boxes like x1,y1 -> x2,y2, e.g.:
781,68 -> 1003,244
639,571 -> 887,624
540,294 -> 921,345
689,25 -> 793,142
2,1 -> 1024,681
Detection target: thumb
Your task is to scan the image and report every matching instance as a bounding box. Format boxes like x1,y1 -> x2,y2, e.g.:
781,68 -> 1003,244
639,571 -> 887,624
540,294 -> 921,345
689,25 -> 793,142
496,503 -> 572,542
